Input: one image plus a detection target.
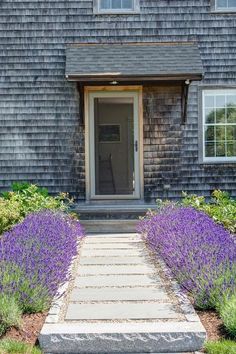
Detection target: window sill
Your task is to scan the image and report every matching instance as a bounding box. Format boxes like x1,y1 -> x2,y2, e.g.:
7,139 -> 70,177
200,159 -> 236,165
211,10 -> 236,14
94,10 -> 140,15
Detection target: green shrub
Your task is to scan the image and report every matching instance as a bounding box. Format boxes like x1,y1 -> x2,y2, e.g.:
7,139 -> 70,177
219,295 -> 236,339
182,190 -> 236,233
0,339 -> 42,354
0,182 -> 73,235
0,294 -> 22,336
0,199 -> 22,235
205,340 -> 236,354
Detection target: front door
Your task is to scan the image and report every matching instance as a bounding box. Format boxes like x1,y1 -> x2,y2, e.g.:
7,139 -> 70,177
86,88 -> 141,200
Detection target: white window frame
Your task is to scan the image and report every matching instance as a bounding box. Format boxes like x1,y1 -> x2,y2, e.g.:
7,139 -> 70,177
214,0 -> 236,12
94,0 -> 140,14
202,89 -> 236,163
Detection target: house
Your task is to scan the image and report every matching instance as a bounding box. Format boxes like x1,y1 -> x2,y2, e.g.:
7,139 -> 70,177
1,0 -> 236,204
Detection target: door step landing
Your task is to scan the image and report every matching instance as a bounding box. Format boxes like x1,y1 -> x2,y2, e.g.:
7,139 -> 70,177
39,233 -> 206,353
74,203 -> 157,233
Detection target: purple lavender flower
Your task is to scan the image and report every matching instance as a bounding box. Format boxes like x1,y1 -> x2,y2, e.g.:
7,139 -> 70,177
138,206 -> 236,309
0,211 -> 84,312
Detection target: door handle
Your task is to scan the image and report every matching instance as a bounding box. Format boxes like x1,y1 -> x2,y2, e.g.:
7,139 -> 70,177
135,140 -> 138,152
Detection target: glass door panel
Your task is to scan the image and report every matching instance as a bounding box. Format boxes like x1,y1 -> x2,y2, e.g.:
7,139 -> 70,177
94,97 -> 135,195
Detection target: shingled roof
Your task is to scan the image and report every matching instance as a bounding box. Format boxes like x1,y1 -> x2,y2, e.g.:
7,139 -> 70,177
65,43 -> 204,81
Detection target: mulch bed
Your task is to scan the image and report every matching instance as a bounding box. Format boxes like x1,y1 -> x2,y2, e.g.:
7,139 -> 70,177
197,310 -> 225,341
1,312 -> 47,345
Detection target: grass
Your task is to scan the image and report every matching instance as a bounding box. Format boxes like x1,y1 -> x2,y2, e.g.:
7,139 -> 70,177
205,339 -> 236,354
0,339 -> 41,354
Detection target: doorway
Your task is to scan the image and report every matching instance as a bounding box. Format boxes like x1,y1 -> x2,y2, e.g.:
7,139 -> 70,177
85,87 -> 142,200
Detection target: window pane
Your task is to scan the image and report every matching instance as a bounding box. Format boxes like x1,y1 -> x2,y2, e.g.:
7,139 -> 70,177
217,0 -> 228,7
226,125 -> 236,140
216,108 -> 226,123
228,0 -> 236,7
122,0 -> 133,9
205,126 -> 215,141
111,0 -> 122,8
216,142 -> 226,157
205,108 -> 215,123
205,95 -> 214,108
215,95 -> 225,108
205,142 -> 215,157
216,126 -> 225,141
227,141 -> 236,157
226,95 -> 236,107
217,0 -> 236,7
100,0 -> 110,9
226,106 -> 236,123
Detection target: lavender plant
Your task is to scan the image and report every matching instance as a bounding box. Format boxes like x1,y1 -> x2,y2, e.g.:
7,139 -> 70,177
138,206 -> 236,309
0,211 -> 84,313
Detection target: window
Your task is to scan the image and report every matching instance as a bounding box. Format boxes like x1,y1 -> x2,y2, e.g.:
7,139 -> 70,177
95,0 -> 139,13
202,90 -> 236,162
215,0 -> 236,11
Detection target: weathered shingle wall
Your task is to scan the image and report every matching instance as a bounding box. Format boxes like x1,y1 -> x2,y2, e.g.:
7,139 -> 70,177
0,0 -> 236,199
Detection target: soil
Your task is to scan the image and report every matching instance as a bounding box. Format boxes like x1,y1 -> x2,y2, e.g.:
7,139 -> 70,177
1,312 -> 47,345
197,309 -> 225,341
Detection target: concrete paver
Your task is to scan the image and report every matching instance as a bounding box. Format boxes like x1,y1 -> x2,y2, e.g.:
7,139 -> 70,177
84,237 -> 143,244
80,256 -> 148,265
78,264 -> 155,275
75,274 -> 161,287
65,302 -> 180,320
81,248 -> 147,257
83,242 -> 143,249
70,286 -> 169,302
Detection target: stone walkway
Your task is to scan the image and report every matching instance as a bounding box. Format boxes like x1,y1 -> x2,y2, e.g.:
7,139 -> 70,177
39,233 -> 206,353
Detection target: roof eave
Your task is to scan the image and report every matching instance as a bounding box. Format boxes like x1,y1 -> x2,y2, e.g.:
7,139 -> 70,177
65,73 -> 204,82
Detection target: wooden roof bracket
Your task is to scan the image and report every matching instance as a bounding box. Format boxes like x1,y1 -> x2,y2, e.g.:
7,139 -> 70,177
181,80 -> 190,125
77,83 -> 85,126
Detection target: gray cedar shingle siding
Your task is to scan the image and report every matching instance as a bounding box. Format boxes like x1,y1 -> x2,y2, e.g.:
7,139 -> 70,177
0,1 -> 236,199
65,43 -> 203,78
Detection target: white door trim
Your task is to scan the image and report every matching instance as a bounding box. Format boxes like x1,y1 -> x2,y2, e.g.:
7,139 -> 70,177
84,86 -> 143,201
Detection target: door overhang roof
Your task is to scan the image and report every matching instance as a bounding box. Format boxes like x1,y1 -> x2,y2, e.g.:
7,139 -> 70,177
65,42 -> 204,82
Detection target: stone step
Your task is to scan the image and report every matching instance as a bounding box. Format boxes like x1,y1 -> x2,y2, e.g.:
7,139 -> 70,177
86,233 -> 140,238
77,264 -> 155,275
65,302 -> 180,320
39,322 -> 206,353
84,237 -> 143,243
82,242 -> 143,249
73,204 -> 154,221
74,274 -> 160,287
80,219 -> 139,233
70,286 -> 169,302
80,256 -> 147,265
81,248 -> 147,257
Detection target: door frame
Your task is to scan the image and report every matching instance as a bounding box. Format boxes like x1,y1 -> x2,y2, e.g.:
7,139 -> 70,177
84,85 -> 143,201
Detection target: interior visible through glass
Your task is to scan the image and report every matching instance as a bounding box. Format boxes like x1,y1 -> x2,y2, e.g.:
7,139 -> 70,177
100,0 -> 133,10
94,97 -> 135,195
216,0 -> 236,9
